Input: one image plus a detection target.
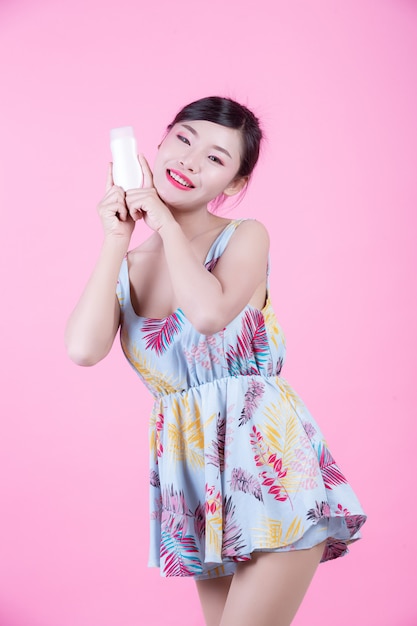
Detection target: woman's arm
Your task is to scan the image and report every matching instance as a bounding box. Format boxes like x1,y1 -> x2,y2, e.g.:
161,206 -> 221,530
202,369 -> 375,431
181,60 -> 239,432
65,166 -> 135,366
158,219 -> 269,335
65,238 -> 127,366
124,156 -> 270,335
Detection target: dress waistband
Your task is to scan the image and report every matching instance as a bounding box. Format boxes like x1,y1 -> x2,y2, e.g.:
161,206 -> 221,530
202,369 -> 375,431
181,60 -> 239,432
152,373 -> 282,400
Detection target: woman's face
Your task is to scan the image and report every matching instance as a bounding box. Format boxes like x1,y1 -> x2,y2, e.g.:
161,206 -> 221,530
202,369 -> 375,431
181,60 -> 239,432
152,119 -> 245,210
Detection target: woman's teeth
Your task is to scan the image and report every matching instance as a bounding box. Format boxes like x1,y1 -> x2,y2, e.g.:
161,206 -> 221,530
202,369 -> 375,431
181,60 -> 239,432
169,170 -> 193,187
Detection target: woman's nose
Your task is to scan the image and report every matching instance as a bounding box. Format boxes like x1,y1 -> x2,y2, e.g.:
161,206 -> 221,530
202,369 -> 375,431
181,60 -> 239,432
180,151 -> 200,172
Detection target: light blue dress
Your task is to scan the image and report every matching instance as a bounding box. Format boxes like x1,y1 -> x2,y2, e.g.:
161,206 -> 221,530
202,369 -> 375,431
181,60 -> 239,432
116,219 -> 366,579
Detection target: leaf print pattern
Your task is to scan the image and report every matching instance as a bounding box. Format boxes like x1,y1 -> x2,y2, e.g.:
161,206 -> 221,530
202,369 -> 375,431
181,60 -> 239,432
204,485 -> 223,559
346,514 -> 367,534
250,426 -> 291,504
183,333 -> 225,372
162,486 -> 188,526
150,496 -> 162,522
279,377 -> 310,415
193,502 -> 206,542
302,421 -> 317,440
155,413 -> 164,458
150,470 -> 160,488
275,356 -> 283,376
253,516 -> 283,549
335,504 -> 367,535
222,496 -> 247,558
206,413 -> 226,471
283,516 -> 304,545
317,442 -> 348,490
322,540 -> 348,561
226,309 -> 270,376
291,448 -> 319,490
168,396 -> 204,469
253,515 -> 304,549
230,467 -> 263,501
115,222 -> 366,578
160,529 -> 202,576
306,500 -> 331,524
142,310 -> 185,355
261,401 -> 316,495
262,297 -> 286,351
121,336 -> 183,397
205,484 -> 222,516
239,379 -> 265,426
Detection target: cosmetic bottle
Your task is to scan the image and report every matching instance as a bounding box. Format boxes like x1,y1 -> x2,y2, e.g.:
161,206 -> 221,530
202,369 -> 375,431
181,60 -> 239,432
110,126 -> 143,190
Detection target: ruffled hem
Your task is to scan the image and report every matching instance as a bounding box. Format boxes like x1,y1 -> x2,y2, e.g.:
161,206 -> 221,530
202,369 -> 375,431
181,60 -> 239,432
148,508 -> 366,578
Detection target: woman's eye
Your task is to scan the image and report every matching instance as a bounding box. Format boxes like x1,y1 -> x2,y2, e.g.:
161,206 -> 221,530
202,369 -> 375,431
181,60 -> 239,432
208,155 -> 224,165
177,134 -> 190,145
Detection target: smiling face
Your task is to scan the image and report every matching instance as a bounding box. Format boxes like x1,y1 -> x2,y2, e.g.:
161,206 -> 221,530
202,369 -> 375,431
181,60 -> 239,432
152,120 -> 247,211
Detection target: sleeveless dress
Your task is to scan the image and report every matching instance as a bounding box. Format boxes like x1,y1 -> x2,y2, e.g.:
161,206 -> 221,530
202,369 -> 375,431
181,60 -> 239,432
116,219 -> 366,579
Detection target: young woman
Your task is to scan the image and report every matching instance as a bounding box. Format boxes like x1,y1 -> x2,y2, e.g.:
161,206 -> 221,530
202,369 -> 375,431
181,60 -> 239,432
66,96 -> 366,626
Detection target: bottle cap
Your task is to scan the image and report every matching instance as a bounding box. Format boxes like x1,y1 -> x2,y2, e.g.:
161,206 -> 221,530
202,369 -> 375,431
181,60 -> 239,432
110,126 -> 135,141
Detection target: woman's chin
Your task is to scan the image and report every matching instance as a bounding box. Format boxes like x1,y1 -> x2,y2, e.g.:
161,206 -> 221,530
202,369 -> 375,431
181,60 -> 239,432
156,186 -> 190,211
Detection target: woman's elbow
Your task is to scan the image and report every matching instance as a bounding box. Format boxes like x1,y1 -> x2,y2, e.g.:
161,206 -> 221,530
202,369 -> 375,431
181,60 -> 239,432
191,312 -> 226,336
66,346 -> 98,367
65,339 -> 110,367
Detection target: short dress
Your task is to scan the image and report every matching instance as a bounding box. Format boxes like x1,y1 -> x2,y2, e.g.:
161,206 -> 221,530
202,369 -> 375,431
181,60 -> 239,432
116,219 -> 367,579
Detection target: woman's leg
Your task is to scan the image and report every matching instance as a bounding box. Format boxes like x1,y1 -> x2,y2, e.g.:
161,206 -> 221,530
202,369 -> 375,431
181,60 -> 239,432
219,542 -> 326,626
196,575 -> 233,626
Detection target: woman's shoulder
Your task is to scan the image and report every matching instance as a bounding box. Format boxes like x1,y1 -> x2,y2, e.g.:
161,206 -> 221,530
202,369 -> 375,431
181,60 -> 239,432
237,217 -> 269,234
208,218 -> 269,276
230,218 -> 270,251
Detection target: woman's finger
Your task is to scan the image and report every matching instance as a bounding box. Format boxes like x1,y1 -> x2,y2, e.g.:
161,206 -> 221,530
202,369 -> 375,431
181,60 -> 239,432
138,154 -> 154,188
129,206 -> 143,221
116,198 -> 129,221
125,189 -> 147,213
100,186 -> 124,207
105,162 -> 114,192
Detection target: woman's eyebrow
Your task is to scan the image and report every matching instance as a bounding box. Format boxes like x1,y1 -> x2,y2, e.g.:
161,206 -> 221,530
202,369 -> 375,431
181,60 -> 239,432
181,124 -> 232,159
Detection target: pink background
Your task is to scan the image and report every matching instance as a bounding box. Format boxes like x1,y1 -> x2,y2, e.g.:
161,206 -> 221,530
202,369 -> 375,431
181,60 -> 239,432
1,0 -> 416,624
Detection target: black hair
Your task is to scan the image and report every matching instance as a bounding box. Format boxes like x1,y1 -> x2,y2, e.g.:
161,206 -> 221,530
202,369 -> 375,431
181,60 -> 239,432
167,96 -> 263,180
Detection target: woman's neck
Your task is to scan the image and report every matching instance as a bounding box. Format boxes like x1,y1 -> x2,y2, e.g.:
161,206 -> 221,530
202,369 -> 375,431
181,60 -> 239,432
167,205 -> 225,241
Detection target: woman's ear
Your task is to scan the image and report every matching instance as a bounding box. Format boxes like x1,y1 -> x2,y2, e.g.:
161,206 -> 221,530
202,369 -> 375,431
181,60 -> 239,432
223,176 -> 249,197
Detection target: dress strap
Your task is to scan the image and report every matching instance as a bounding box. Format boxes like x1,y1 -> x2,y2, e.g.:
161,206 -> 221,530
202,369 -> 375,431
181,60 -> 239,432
204,219 -> 247,272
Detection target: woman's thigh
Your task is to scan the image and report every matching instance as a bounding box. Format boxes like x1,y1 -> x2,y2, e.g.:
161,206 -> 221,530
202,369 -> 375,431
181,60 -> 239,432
196,575 -> 233,626
219,542 -> 326,626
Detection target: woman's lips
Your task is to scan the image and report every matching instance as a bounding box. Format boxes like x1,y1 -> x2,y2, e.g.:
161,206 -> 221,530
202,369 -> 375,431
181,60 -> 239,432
166,169 -> 195,190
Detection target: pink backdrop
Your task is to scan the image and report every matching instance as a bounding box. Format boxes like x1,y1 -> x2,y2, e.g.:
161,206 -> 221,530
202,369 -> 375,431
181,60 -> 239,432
1,0 -> 416,624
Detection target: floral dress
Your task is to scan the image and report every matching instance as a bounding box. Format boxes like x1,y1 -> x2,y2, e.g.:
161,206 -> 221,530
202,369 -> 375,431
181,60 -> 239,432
116,219 -> 366,579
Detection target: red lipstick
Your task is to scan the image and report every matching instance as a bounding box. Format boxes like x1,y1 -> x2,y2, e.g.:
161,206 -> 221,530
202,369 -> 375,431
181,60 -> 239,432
166,169 -> 194,190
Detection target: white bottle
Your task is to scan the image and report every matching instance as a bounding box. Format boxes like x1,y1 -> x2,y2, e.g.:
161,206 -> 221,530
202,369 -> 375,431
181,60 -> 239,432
110,126 -> 143,190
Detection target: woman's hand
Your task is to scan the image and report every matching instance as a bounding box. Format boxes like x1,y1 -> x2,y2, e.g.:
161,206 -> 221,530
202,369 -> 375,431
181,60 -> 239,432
97,164 -> 136,240
125,155 -> 175,232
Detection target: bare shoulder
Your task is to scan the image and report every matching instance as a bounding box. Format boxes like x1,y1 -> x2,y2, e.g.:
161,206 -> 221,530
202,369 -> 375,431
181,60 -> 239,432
237,218 -> 269,242
210,218 -> 270,314
211,219 -> 270,288
227,218 -> 270,255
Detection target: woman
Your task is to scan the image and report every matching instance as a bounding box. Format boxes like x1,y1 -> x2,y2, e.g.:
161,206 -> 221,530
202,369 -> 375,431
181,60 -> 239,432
66,96 -> 366,626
